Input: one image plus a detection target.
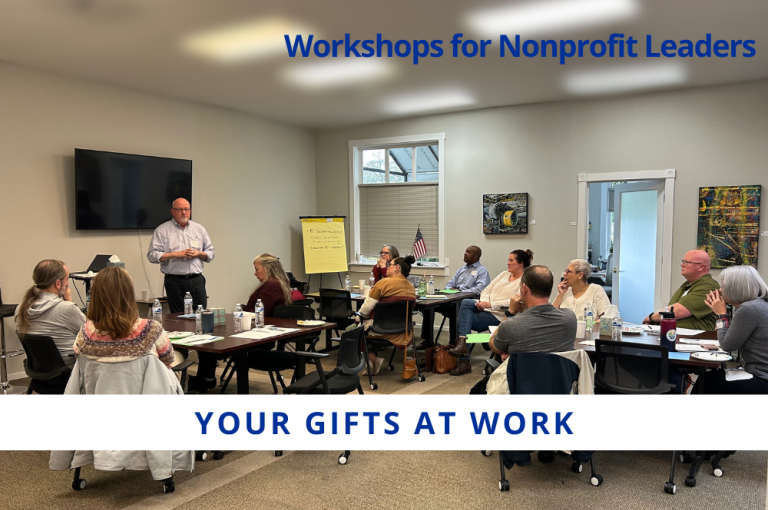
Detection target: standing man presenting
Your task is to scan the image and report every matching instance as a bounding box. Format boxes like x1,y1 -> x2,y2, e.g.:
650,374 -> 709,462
147,198 -> 215,312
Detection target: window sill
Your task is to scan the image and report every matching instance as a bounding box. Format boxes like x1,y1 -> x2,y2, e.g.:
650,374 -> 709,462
347,263 -> 450,276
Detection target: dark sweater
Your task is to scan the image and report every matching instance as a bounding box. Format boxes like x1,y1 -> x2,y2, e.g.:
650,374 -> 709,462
244,279 -> 286,316
718,298 -> 768,380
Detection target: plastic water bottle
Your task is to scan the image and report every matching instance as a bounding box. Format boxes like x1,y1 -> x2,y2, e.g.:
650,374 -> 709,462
427,276 -> 435,295
612,311 -> 623,341
233,303 -> 244,333
184,292 -> 193,315
152,298 -> 163,323
195,305 -> 203,335
369,271 -> 376,288
255,299 -> 265,328
344,274 -> 352,292
86,293 -> 90,312
584,303 -> 594,331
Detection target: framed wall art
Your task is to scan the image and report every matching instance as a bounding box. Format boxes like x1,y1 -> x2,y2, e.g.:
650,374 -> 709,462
483,193 -> 528,234
697,185 -> 761,268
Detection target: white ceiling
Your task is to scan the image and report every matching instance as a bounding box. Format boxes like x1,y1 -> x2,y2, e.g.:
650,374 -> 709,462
0,0 -> 766,129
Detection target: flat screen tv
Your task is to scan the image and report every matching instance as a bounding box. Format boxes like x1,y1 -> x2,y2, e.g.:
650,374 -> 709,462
75,148 -> 192,230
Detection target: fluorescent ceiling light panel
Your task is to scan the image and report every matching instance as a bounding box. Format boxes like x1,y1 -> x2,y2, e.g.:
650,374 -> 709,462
563,62 -> 688,95
466,0 -> 640,37
281,59 -> 394,89
182,17 -> 312,62
381,90 -> 476,115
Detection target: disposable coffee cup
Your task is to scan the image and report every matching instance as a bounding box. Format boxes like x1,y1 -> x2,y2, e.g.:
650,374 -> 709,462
576,321 -> 587,338
363,285 -> 371,298
358,280 -> 366,293
141,290 -> 150,301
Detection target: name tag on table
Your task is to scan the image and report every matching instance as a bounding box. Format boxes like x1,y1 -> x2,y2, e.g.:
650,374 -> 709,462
190,240 -> 200,248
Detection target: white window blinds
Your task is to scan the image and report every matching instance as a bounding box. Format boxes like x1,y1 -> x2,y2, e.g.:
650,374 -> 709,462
359,184 -> 439,259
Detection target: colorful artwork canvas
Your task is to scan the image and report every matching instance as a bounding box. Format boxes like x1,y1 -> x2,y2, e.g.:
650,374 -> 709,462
483,193 -> 528,234
697,185 -> 761,268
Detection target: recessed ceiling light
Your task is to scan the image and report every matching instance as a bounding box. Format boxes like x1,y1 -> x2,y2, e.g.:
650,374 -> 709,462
381,89 -> 476,115
466,0 -> 640,37
181,17 -> 313,62
281,58 -> 395,89
563,61 -> 688,95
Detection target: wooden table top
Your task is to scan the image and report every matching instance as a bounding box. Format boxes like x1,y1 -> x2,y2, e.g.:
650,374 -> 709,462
306,290 -> 479,309
162,313 -> 337,355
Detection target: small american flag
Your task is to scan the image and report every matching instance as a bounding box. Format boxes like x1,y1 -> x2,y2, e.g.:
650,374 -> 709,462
412,226 -> 426,260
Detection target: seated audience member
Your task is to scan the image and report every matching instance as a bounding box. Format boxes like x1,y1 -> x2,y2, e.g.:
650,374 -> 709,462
448,249 -> 534,375
644,250 -> 720,330
490,265 -> 577,355
696,265 -> 768,394
372,245 -> 400,284
15,259 -> 86,368
416,245 -> 491,349
189,253 -> 293,392
552,259 -> 611,320
74,267 -> 175,367
358,255 -> 418,375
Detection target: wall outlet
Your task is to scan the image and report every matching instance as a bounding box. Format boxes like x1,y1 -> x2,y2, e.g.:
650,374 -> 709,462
529,219 -> 536,225
761,231 -> 768,237
445,258 -> 449,266
570,221 -> 578,226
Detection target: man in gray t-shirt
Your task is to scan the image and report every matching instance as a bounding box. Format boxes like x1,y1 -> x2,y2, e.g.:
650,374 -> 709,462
491,265 -> 576,355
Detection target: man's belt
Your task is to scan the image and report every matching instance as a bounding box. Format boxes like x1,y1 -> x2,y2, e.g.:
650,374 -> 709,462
165,273 -> 202,279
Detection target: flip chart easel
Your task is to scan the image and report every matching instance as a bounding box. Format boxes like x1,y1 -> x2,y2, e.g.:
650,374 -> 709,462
300,216 -> 347,292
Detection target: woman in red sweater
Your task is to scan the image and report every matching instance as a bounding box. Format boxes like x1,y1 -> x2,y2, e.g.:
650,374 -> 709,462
372,245 -> 400,283
244,253 -> 292,314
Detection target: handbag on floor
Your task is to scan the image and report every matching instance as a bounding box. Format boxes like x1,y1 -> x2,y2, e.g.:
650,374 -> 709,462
433,345 -> 458,374
402,347 -> 417,379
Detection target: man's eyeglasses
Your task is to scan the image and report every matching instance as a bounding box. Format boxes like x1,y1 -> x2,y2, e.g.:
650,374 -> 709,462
173,208 -> 191,212
681,259 -> 702,266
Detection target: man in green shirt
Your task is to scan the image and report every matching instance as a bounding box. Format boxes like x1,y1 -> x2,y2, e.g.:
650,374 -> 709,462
643,250 -> 720,330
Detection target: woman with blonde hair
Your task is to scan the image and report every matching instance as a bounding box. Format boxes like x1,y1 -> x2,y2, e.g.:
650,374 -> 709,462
245,253 -> 292,314
553,259 -> 611,320
74,267 -> 175,367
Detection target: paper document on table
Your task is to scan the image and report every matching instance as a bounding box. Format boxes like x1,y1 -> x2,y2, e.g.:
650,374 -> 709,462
579,340 -> 595,346
674,344 -> 706,352
488,325 -> 498,334
645,325 -> 660,335
725,368 -> 754,382
172,335 -> 224,346
676,327 -> 706,336
231,328 -> 299,340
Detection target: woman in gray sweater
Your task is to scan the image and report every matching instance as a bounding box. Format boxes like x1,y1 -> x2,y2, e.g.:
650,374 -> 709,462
699,265 -> 768,394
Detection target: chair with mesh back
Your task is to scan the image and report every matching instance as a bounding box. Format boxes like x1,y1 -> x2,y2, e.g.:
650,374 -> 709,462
594,339 -> 683,493
363,297 -> 423,389
219,305 -> 319,394
317,289 -> 356,350
594,340 -> 675,395
19,334 -> 71,394
284,325 -> 366,465
0,286 -> 24,394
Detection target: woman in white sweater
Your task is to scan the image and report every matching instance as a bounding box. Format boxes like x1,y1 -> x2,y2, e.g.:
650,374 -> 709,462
448,249 -> 533,374
553,259 -> 611,321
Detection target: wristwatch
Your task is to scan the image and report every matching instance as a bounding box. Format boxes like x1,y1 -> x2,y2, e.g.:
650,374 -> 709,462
717,314 -> 729,319
648,312 -> 657,324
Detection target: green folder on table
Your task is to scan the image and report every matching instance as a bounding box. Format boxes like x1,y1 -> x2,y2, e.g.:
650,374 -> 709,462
440,289 -> 460,294
466,333 -> 491,343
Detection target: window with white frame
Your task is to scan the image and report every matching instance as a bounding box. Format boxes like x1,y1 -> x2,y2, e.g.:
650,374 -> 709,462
349,134 -> 445,266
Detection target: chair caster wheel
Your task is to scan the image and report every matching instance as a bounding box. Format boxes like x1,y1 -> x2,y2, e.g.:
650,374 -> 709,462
537,451 -> 555,463
338,452 -> 349,465
195,451 -> 208,461
713,466 -> 724,477
163,480 -> 175,493
685,476 -> 696,487
481,450 -> 493,457
680,453 -> 692,463
370,383 -> 378,390
213,451 -> 225,460
498,479 -> 510,491
664,482 -> 677,494
572,461 -> 583,473
590,474 -> 603,486
387,365 -> 395,372
72,479 -> 86,491
275,451 -> 283,457
418,375 -> 425,382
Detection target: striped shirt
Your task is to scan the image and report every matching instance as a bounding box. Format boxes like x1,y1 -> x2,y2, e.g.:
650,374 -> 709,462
147,219 -> 215,275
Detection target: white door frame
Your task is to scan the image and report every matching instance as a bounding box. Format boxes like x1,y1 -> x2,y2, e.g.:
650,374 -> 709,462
576,169 -> 676,305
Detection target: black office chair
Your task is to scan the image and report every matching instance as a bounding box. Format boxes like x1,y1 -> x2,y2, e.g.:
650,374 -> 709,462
286,272 -> 314,307
284,326 -> 366,465
362,298 -> 423,390
317,289 -> 356,351
0,286 -> 23,394
594,340 -> 683,493
219,305 -> 319,394
478,353 -> 602,491
18,334 -> 71,394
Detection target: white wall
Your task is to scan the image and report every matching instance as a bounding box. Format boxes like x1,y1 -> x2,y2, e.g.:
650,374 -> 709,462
315,81 -> 768,297
0,62 -> 316,378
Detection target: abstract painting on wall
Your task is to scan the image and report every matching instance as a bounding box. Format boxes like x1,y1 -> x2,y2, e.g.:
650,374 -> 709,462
483,193 -> 528,234
697,185 -> 761,268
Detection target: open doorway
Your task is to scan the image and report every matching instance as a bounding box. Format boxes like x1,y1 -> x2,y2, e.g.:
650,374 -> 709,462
577,170 -> 676,324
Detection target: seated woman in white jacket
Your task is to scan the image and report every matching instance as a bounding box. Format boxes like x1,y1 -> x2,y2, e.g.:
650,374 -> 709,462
447,249 -> 534,376
552,259 -> 611,321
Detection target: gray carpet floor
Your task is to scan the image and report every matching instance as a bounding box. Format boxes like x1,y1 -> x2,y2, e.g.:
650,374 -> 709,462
3,348 -> 766,510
